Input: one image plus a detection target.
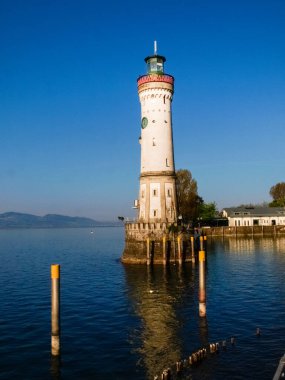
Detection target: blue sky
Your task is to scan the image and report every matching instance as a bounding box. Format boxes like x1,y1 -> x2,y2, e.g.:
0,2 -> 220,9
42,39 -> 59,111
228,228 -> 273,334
0,0 -> 284,220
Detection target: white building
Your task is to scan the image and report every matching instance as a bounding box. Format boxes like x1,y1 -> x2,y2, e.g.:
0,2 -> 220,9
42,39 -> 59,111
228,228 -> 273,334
136,44 -> 178,224
222,207 -> 285,227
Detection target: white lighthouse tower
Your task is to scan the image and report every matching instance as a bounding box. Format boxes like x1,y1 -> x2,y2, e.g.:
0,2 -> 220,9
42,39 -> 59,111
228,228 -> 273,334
137,42 -> 178,224
122,44 -> 179,264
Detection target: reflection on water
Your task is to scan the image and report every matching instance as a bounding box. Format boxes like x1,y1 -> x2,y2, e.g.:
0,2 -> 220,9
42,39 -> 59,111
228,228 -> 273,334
209,236 -> 285,254
50,356 -> 61,380
198,317 -> 209,348
124,236 -> 285,379
124,265 -> 201,378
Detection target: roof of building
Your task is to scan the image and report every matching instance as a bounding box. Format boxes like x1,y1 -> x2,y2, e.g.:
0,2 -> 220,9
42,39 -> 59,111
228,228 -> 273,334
223,207 -> 285,218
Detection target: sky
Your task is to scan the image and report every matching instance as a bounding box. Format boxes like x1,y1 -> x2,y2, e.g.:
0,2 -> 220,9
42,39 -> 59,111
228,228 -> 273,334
0,0 -> 284,220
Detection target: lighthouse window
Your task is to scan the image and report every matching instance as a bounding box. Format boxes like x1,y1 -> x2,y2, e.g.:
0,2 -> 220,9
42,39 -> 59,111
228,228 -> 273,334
166,158 -> 170,167
153,189 -> 157,196
157,62 -> 163,72
167,189 -> 172,197
153,209 -> 158,217
163,96 -> 166,104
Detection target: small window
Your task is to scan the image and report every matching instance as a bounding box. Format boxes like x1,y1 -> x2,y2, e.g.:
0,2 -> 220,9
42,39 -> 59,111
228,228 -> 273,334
153,189 -> 157,196
167,188 -> 172,197
141,190 -> 145,198
234,212 -> 240,215
163,95 -> 166,104
166,158 -> 170,167
153,209 -> 158,217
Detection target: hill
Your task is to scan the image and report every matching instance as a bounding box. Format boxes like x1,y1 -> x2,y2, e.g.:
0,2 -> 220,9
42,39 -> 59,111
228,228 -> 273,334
0,212 -> 121,229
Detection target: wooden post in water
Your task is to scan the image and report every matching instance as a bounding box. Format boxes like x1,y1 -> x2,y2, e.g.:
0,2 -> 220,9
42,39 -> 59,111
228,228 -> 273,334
199,251 -> 206,317
172,234 -> 176,264
51,264 -> 60,356
200,235 -> 204,251
162,235 -> 167,265
190,236 -> 195,263
146,237 -> 151,265
177,235 -> 182,265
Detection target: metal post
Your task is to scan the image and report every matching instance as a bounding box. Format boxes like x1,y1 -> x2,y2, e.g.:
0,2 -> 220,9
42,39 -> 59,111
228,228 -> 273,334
199,251 -> 206,317
51,264 -> 60,356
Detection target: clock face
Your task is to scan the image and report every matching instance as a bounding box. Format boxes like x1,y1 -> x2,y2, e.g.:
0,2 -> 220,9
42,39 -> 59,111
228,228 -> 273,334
141,117 -> 148,129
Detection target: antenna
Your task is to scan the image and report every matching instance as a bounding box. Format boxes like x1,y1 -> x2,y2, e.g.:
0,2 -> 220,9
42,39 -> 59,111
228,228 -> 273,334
154,40 -> 157,55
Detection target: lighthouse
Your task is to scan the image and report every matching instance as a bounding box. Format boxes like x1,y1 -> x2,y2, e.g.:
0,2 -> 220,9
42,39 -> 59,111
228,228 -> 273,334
136,42 -> 178,224
122,43 -> 179,264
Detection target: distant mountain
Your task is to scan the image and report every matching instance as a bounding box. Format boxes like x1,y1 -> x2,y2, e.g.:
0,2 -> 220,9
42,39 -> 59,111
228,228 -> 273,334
0,212 -> 121,229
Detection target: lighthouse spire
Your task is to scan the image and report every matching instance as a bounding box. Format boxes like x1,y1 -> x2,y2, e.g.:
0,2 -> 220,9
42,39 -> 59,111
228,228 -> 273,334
154,40 -> 157,55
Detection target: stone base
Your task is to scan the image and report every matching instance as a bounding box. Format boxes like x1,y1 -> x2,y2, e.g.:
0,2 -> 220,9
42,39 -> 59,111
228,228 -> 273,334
122,240 -> 149,264
121,222 -> 196,264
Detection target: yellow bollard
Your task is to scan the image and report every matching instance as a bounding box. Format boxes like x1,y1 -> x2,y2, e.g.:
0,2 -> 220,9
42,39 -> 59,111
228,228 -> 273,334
51,264 -> 60,356
199,251 -> 206,317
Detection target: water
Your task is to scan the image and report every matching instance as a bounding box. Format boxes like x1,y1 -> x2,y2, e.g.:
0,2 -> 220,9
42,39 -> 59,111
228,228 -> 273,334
0,228 -> 284,379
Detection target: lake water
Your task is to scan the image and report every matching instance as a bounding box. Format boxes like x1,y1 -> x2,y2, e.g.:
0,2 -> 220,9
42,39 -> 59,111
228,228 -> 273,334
0,227 -> 284,379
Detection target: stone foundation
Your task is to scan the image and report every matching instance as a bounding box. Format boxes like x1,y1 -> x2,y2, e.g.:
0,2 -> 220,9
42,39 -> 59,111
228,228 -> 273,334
121,222 -> 196,264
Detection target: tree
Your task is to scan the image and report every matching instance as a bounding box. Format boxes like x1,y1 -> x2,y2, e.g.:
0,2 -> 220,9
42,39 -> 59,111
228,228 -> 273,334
198,202 -> 217,219
176,169 -> 203,222
269,182 -> 285,207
